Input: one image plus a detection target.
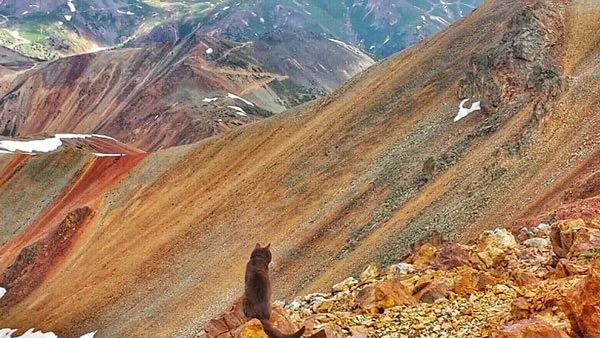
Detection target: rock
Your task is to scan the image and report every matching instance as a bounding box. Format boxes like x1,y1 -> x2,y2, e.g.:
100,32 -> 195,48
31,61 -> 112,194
552,259 -> 588,279
415,277 -> 452,303
234,319 -> 268,338
411,243 -> 438,268
356,280 -> 416,310
550,219 -> 585,258
359,264 -> 379,281
200,299 -> 299,338
389,263 -> 415,276
453,268 -> 498,296
472,229 -> 519,269
434,244 -> 472,269
307,328 -> 343,338
202,299 -> 247,338
495,319 -> 570,338
512,270 -> 540,287
569,227 -> 600,260
510,297 -> 532,320
332,277 -> 358,293
563,255 -> 600,337
523,238 -> 550,249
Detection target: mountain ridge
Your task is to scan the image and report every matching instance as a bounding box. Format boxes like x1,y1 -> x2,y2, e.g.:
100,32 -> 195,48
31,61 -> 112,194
0,0 -> 599,337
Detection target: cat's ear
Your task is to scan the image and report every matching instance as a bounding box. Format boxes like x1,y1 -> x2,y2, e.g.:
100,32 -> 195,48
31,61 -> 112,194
265,243 -> 271,249
255,243 -> 262,249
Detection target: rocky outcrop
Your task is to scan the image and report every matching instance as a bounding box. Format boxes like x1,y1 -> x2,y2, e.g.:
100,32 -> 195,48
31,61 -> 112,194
458,2 -> 565,114
0,207 -> 93,308
495,319 -> 570,338
563,255 -> 600,338
197,299 -> 301,338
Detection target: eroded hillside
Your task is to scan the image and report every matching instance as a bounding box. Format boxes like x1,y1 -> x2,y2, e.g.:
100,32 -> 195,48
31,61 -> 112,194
0,0 -> 599,337
0,32 -> 373,151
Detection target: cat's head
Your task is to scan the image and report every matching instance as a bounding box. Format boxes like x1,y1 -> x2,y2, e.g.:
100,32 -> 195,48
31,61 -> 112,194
251,243 -> 272,263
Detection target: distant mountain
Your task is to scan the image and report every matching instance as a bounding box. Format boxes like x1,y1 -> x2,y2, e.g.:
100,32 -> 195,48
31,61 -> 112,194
0,0 -> 481,60
0,31 -> 373,150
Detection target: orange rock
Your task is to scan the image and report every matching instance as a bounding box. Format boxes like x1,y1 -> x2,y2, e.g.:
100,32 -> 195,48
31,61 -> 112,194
356,280 -> 416,310
495,319 -> 570,338
453,268 -> 498,296
434,244 -> 472,269
415,277 -> 452,303
513,270 -> 540,287
471,229 -> 519,269
200,299 -> 300,338
234,319 -> 268,338
411,243 -> 438,268
307,327 -> 343,338
550,220 -> 583,258
564,255 -> 600,338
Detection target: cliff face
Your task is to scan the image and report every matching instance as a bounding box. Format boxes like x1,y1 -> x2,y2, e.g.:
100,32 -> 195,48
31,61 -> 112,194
0,0 -> 599,337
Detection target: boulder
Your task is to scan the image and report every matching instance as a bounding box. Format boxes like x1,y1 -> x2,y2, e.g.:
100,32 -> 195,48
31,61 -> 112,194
307,328 -> 343,338
549,219 -> 585,258
199,299 -> 300,338
495,319 -> 570,338
453,267 -> 498,296
433,244 -> 472,269
356,280 -> 416,310
472,229 -> 519,269
415,277 -> 453,303
563,255 -> 600,337
411,243 -> 438,268
359,264 -> 379,281
234,319 -> 267,338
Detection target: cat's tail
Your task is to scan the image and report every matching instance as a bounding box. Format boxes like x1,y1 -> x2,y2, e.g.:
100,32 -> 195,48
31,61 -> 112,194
260,319 -> 306,338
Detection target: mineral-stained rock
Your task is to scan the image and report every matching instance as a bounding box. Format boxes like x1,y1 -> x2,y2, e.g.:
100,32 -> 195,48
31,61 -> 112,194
563,255 -> 600,338
356,280 -> 416,310
434,244 -> 472,269
411,243 -> 438,268
495,318 -> 570,338
359,264 -> 379,281
199,299 -> 299,338
550,219 -> 585,258
307,327 -> 343,338
453,267 -> 498,296
472,229 -> 519,269
415,277 -> 453,303
332,277 -> 358,293
234,319 -> 267,338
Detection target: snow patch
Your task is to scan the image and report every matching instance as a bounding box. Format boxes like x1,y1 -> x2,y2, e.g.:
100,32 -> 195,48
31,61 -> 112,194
67,1 -> 76,12
203,97 -> 218,103
0,134 -> 118,154
228,106 -> 247,117
227,93 -> 254,106
93,153 -> 125,157
64,15 -> 72,21
0,329 -> 96,338
206,48 -> 213,54
0,287 -> 5,298
454,99 -> 481,122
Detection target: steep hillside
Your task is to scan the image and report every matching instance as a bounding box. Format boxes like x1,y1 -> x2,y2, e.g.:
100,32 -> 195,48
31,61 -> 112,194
0,32 -> 373,151
0,0 -> 599,337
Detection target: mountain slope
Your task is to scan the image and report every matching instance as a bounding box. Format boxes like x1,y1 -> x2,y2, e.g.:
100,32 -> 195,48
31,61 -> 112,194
0,32 -> 373,150
1,0 -> 599,337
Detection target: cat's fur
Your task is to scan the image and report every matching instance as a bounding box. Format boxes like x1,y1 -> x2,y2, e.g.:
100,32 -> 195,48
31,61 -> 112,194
243,244 -> 305,338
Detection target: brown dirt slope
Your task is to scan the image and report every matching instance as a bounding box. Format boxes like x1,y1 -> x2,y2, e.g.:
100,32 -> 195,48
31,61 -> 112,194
0,0 -> 599,337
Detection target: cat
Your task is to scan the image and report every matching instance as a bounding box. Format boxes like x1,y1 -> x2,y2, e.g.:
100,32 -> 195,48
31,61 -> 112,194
242,243 -> 306,338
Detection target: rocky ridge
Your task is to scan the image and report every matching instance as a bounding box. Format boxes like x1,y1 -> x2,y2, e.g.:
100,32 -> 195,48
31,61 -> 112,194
198,218 -> 600,338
